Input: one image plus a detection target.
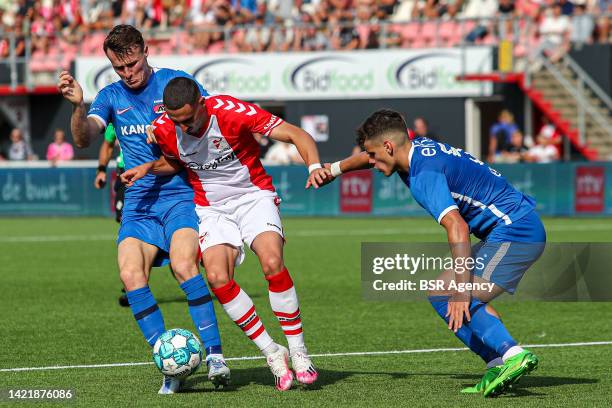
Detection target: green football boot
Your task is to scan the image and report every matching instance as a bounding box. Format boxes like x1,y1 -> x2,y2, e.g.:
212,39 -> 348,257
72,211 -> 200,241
483,350 -> 539,398
461,366 -> 502,394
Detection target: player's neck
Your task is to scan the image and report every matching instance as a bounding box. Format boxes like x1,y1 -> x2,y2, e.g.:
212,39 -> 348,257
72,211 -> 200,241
396,141 -> 412,173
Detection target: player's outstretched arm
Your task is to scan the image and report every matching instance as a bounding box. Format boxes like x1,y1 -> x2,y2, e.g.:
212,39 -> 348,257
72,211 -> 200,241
268,122 -> 331,189
120,156 -> 182,187
57,71 -> 103,148
305,152 -> 373,189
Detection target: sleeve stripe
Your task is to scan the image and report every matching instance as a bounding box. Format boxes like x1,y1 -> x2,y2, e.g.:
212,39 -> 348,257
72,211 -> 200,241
437,205 -> 459,224
263,118 -> 284,137
87,114 -> 107,129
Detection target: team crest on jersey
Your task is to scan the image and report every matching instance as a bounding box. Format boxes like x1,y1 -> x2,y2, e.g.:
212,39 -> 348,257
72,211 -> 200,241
153,104 -> 166,114
211,137 -> 231,152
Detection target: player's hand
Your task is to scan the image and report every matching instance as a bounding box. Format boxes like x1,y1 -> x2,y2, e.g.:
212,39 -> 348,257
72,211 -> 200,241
446,292 -> 471,333
120,164 -> 150,188
305,167 -> 333,189
146,125 -> 157,144
57,71 -> 84,105
94,171 -> 107,189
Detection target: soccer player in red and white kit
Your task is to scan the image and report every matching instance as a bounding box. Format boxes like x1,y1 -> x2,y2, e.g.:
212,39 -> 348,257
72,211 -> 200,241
122,77 -> 329,391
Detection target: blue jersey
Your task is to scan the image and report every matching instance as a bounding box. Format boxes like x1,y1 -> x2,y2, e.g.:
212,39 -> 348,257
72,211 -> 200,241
400,138 -> 536,239
88,68 -> 208,205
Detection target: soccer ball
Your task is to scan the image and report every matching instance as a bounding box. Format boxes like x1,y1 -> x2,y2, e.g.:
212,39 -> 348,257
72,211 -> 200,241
152,329 -> 202,378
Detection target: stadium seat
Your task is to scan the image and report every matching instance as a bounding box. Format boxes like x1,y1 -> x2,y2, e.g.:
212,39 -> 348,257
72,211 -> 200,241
399,22 -> 420,47
207,41 -> 226,54
439,20 -> 458,46
420,21 -> 438,46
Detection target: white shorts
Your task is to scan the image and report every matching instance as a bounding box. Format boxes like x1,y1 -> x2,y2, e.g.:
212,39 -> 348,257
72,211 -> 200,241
195,191 -> 284,266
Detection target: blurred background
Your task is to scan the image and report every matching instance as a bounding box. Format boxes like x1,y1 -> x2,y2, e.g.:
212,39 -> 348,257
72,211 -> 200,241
0,0 -> 610,217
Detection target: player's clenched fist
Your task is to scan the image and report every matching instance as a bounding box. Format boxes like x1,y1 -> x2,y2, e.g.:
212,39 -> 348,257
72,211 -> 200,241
57,71 -> 84,105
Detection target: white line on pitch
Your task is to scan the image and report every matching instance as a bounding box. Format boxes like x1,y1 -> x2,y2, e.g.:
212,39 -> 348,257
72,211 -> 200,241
2,341 -> 611,373
3,222 -> 612,243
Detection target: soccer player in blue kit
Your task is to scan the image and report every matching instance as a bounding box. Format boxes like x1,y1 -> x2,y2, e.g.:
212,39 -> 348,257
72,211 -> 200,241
317,109 -> 545,398
57,25 -> 229,394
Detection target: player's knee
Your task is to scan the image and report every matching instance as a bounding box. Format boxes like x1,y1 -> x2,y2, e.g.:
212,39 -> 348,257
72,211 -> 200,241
170,259 -> 198,283
260,255 -> 284,277
485,304 -> 501,319
119,267 -> 147,291
206,269 -> 230,288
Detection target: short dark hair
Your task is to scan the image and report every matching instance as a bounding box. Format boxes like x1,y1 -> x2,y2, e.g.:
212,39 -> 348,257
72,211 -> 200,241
163,77 -> 201,110
356,109 -> 408,149
103,25 -> 145,59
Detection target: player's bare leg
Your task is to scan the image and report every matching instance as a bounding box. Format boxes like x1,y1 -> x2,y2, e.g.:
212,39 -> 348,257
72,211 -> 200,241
206,244 -> 293,391
252,232 -> 318,386
118,238 -> 178,393
169,228 -> 229,389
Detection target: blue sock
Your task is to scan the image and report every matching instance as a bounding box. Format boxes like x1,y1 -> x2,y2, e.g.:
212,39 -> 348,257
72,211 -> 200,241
465,299 -> 518,357
180,275 -> 222,357
127,286 -> 166,347
429,296 -> 500,363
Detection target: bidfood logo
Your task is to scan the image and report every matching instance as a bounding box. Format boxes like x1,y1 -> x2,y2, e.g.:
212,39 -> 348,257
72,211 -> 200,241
389,53 -> 470,91
90,65 -> 119,93
286,56 -> 373,93
193,58 -> 270,94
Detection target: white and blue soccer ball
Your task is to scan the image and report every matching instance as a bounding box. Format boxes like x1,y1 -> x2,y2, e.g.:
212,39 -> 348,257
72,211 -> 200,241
152,329 -> 202,378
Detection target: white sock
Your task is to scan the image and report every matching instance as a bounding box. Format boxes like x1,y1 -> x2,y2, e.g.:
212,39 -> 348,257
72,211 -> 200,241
262,342 -> 280,357
206,353 -> 224,362
486,357 -> 504,368
502,346 -> 524,362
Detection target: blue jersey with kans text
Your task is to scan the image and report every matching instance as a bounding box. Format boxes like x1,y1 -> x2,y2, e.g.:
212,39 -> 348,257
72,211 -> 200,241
88,68 -> 208,207
399,137 -> 536,239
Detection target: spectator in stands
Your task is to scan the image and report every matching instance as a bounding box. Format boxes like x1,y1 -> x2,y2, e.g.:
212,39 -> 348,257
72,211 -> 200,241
292,12 -> 329,51
497,0 -> 517,40
558,0 -> 575,16
533,2 -> 571,63
526,134 -> 560,163
497,130 -> 528,163
7,128 -> 34,161
329,10 -> 360,50
536,115 -> 563,153
377,0 -> 398,19
571,4 -> 595,44
46,128 -> 74,164
413,117 -> 438,140
463,0 -> 498,42
596,0 -> 611,43
264,141 -> 304,165
487,109 -> 519,162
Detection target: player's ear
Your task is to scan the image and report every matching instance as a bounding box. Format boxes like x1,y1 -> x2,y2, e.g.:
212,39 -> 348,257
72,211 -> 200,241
143,45 -> 148,58
383,140 -> 394,156
198,96 -> 206,106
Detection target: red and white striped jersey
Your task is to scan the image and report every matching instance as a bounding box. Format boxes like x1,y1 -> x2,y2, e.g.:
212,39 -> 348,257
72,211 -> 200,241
151,95 -> 284,206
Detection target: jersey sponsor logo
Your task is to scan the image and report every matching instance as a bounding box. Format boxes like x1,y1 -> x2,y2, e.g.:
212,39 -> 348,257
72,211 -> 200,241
120,124 -> 151,136
153,104 -> 165,114
212,98 -> 257,116
212,137 -> 231,152
116,106 -> 134,115
185,150 -> 238,170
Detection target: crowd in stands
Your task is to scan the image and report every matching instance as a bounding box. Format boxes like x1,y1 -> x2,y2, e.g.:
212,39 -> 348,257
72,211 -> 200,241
0,0 -> 610,66
488,109 -> 562,163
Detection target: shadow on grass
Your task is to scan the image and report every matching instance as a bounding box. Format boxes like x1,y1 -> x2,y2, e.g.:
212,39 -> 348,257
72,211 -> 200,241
179,366 -> 413,394
155,293 -> 263,306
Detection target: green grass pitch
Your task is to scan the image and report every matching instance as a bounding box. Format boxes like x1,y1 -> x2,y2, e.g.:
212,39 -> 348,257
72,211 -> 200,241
1,217 -> 612,407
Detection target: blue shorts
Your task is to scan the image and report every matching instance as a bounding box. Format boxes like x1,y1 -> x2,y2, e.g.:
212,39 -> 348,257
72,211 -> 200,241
472,211 -> 546,293
118,199 -> 198,267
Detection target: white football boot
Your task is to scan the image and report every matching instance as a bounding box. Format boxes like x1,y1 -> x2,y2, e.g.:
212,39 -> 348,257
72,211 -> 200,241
290,349 -> 318,385
158,376 -> 182,394
207,355 -> 231,389
266,345 -> 294,391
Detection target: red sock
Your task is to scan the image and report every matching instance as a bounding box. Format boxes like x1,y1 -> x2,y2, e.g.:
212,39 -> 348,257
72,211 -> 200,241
212,279 -> 274,352
266,268 -> 305,351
